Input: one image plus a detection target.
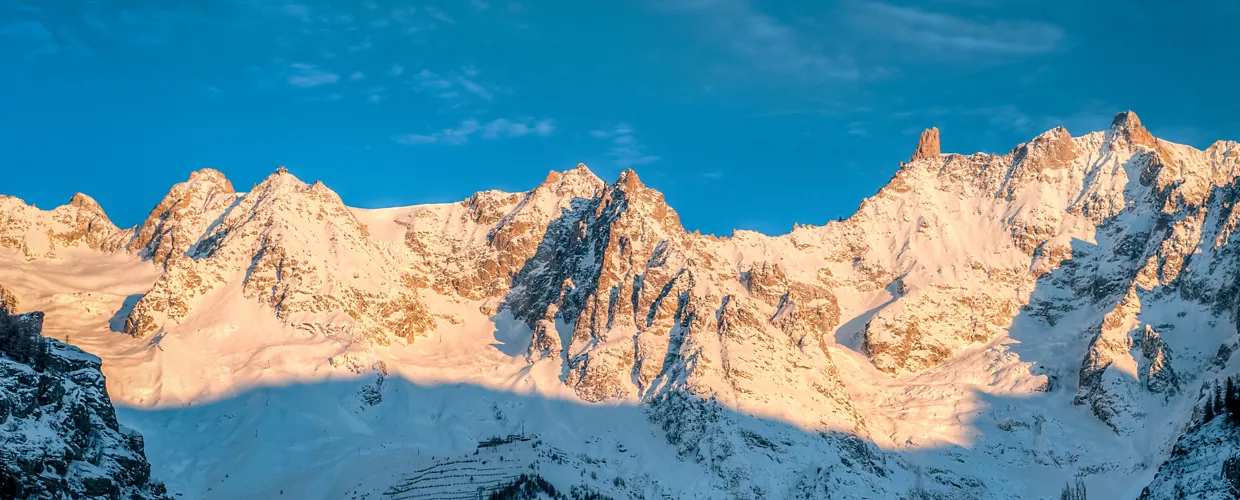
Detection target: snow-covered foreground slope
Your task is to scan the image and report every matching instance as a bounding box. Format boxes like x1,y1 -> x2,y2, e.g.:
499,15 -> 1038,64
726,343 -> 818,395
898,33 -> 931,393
2,111 -> 1240,498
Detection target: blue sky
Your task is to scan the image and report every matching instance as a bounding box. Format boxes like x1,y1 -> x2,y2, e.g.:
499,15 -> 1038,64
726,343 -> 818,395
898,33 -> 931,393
2,0 -> 1238,236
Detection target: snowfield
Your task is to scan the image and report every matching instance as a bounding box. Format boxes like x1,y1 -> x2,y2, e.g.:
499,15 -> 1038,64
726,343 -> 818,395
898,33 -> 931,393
2,111 -> 1239,498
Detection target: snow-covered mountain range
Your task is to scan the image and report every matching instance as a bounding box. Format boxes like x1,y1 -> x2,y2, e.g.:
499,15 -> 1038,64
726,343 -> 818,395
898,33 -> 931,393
2,111 -> 1239,498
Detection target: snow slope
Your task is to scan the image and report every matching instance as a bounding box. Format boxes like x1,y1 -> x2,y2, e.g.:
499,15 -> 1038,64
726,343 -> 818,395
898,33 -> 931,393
2,111 -> 1240,498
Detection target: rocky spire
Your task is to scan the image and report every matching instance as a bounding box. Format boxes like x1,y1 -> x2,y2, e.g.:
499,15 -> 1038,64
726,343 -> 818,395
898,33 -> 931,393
1108,110 -> 1157,149
909,127 -> 941,162
615,168 -> 644,192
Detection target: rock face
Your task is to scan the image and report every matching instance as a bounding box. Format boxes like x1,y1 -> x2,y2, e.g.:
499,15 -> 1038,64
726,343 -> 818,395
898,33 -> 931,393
1138,414 -> 1240,499
908,127 -> 940,162
398,163 -> 605,303
0,302 -> 169,499
0,285 -> 16,314
496,169 -> 864,431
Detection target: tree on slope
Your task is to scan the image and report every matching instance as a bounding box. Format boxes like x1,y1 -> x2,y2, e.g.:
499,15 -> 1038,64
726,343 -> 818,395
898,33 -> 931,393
1223,456 -> 1240,497
1205,382 -> 1219,423
1214,383 -> 1226,422
1060,478 -> 1087,500
1225,376 -> 1239,424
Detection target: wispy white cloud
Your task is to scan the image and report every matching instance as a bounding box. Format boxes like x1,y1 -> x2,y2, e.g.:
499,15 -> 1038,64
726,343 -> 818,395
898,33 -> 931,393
415,69 -> 453,89
658,0 -> 860,81
590,123 -> 660,167
480,118 -> 554,139
423,6 -> 455,25
286,62 -> 339,87
457,76 -> 494,100
410,67 -> 499,103
394,117 -> 555,146
389,63 -> 405,76
274,2 -> 449,33
847,1 -> 1064,56
350,71 -> 365,81
364,86 -> 387,103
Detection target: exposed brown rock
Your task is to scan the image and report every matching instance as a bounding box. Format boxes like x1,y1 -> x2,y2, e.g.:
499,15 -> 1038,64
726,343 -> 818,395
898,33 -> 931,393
0,284 -> 17,314
909,127 -> 941,162
1110,110 -> 1157,149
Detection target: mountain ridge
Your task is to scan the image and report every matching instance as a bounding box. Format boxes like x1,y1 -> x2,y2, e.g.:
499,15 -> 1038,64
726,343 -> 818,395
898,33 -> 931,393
2,110 -> 1239,498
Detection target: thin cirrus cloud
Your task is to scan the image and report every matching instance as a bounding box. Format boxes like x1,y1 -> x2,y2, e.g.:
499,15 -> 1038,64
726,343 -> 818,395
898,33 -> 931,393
658,0 -> 861,82
394,118 -> 555,146
413,67 -> 497,102
286,62 -> 339,87
846,1 -> 1065,56
456,77 -> 493,100
660,0 -> 1064,84
590,124 -> 660,167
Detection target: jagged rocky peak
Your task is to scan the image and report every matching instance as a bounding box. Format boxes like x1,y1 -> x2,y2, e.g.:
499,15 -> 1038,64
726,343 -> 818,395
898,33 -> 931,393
402,162 -> 607,302
1002,125 -> 1081,195
53,192 -> 118,246
854,112 -> 1219,376
256,165 -> 308,190
606,168 -> 684,233
615,167 -> 642,191
68,192 -> 102,211
543,163 -> 601,187
0,191 -> 119,259
503,165 -> 863,433
529,163 -> 604,202
124,165 -> 434,344
908,126 -> 941,162
128,167 -> 238,264
0,305 -> 170,499
1108,110 -> 1157,149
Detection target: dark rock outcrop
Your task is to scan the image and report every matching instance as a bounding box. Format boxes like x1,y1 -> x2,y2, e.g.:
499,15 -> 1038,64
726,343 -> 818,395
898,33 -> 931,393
0,305 -> 170,499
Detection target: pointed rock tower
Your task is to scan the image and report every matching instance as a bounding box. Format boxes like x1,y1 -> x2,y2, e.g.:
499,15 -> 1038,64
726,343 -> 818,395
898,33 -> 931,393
909,127 -> 941,162
1108,110 -> 1157,149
